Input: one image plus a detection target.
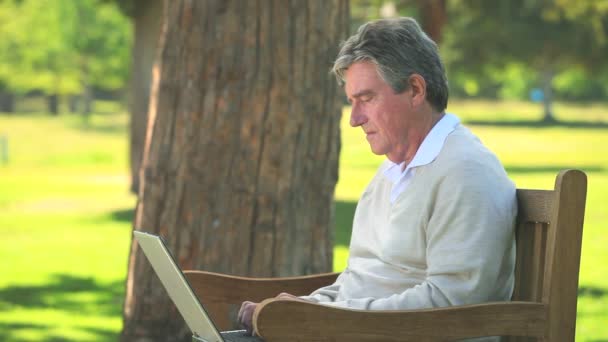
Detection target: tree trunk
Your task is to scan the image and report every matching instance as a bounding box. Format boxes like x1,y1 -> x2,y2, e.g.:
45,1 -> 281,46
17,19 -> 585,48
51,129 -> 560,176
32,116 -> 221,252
82,83 -> 93,120
541,67 -> 556,123
69,95 -> 80,113
0,91 -> 15,113
47,94 -> 59,115
129,0 -> 163,194
120,1 -> 349,341
418,0 -> 447,43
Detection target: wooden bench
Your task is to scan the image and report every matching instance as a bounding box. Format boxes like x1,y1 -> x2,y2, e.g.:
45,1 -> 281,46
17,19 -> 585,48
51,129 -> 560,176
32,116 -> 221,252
185,169 -> 587,341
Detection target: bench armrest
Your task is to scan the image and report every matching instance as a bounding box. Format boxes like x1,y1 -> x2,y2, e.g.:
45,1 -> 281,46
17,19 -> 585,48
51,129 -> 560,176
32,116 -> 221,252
253,299 -> 546,341
183,270 -> 339,330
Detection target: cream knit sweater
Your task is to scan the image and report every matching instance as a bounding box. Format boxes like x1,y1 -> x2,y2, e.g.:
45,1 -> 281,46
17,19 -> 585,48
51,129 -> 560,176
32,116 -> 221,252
302,124 -> 517,312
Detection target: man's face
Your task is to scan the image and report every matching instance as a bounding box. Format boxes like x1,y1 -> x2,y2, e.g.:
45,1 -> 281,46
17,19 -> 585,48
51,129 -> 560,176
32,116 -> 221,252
344,61 -> 414,164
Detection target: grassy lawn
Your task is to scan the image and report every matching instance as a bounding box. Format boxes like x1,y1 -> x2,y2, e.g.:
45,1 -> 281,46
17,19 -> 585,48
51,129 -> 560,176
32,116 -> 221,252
1,99 -> 607,341
0,112 -> 135,341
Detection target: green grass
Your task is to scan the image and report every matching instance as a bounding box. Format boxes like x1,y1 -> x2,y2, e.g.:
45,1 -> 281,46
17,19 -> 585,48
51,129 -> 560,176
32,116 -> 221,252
0,112 -> 134,341
1,100 -> 607,341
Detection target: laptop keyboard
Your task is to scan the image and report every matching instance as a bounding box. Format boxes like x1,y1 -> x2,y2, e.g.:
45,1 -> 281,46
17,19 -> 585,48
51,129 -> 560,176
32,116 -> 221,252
221,330 -> 264,342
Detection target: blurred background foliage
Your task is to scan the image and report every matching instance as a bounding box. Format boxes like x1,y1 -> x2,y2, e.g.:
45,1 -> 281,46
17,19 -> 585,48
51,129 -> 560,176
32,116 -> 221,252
0,0 -> 131,115
353,0 -> 608,104
0,0 -> 606,115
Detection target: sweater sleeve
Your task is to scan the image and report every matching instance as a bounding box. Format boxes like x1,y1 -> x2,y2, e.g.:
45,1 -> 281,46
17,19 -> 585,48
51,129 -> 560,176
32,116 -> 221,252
320,161 -> 517,310
298,270 -> 348,303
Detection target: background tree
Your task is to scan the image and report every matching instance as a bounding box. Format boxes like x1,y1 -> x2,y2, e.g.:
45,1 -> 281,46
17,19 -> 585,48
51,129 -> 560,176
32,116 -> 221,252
0,1 -> 19,113
0,0 -> 130,115
417,0 -> 446,44
115,0 -> 163,194
120,1 -> 349,341
442,0 -> 608,122
0,0 -> 77,114
66,0 -> 132,116
350,0 -> 446,43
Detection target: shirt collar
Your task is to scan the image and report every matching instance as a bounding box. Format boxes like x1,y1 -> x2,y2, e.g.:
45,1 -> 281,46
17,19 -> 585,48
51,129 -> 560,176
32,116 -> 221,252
383,113 -> 460,183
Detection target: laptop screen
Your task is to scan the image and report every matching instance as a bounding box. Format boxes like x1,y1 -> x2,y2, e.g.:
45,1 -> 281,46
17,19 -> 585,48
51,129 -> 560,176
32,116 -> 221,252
133,230 -> 224,342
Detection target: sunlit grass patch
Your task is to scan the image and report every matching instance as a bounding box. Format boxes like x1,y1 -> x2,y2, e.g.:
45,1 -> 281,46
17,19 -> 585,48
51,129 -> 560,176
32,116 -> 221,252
0,111 -> 133,341
1,99 -> 607,341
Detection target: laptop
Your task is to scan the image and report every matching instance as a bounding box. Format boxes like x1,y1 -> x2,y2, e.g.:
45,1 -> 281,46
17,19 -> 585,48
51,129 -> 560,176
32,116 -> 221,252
133,230 -> 261,342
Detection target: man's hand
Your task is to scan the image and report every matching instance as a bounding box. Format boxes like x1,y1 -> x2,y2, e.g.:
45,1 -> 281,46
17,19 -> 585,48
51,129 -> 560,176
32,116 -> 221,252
237,292 -> 306,335
237,301 -> 258,336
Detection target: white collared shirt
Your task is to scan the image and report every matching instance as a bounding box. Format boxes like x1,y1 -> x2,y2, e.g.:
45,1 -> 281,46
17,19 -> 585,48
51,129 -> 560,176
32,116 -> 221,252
382,113 -> 460,203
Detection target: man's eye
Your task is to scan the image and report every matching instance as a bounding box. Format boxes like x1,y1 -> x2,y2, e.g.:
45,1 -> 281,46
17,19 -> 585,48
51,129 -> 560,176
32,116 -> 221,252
361,96 -> 372,103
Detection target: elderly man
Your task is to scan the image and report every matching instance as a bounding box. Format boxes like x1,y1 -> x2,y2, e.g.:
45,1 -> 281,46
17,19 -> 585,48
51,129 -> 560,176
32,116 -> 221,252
238,17 -> 516,338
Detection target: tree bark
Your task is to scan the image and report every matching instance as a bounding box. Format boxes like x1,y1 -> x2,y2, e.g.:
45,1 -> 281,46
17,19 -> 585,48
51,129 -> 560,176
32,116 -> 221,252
541,67 -> 556,123
82,83 -> 93,118
120,1 -> 349,341
418,0 -> 447,43
47,94 -> 59,115
68,95 -> 80,113
129,0 -> 163,194
0,91 -> 15,113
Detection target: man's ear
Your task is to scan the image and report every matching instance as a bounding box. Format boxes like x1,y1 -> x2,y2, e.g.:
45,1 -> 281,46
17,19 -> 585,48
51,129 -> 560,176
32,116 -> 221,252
407,74 -> 427,107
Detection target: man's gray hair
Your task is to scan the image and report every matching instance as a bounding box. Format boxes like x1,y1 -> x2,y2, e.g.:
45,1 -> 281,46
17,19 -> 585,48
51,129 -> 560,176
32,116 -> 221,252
333,17 -> 448,112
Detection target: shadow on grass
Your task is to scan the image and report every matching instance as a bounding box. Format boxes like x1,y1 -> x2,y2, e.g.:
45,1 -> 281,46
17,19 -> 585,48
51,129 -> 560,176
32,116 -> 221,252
0,323 -> 71,342
75,122 -> 127,135
505,165 -> 604,174
0,274 -> 123,341
0,274 -> 124,317
82,326 -> 120,341
110,208 -> 135,223
335,200 -> 356,248
0,322 -> 118,342
578,285 -> 607,299
465,119 -> 608,130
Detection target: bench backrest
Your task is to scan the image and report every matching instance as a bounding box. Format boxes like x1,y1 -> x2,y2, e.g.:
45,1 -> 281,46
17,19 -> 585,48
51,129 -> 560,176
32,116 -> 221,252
508,170 -> 587,341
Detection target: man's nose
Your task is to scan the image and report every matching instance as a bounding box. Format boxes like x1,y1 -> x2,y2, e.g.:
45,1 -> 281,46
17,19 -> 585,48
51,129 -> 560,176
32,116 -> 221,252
350,104 -> 367,127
